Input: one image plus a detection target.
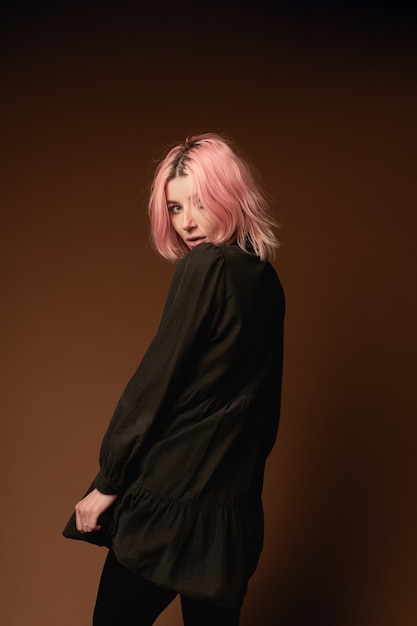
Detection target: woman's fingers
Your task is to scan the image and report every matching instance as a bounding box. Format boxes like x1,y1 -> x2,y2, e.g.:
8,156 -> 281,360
75,501 -> 100,533
74,488 -> 117,533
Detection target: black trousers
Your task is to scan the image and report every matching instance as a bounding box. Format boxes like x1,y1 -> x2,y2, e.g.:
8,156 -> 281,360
93,551 -> 241,626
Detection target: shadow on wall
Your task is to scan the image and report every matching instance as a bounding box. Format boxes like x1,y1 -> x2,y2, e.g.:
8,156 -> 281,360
244,319 -> 405,626
251,420 -> 387,624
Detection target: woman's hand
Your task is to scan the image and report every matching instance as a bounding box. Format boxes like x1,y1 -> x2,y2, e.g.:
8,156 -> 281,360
75,488 -> 118,533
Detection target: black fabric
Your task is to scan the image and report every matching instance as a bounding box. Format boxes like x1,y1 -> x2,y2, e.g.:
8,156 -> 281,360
63,242 -> 285,607
93,550 -> 241,626
93,551 -> 176,625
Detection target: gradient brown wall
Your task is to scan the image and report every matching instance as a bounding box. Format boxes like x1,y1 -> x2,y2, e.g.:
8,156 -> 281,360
2,3 -> 416,625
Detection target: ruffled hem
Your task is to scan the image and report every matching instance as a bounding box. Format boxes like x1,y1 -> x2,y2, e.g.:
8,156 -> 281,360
111,485 -> 263,608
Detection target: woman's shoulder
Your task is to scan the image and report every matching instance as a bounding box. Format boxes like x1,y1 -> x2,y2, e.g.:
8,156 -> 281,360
188,241 -> 225,260
177,242 -> 277,280
172,244 -> 226,286
175,242 -> 224,272
185,242 -> 255,265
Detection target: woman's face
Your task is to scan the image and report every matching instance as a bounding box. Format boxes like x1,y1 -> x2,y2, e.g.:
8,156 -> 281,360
166,176 -> 219,249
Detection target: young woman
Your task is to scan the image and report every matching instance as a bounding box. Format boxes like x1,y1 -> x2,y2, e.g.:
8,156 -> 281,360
65,133 -> 285,626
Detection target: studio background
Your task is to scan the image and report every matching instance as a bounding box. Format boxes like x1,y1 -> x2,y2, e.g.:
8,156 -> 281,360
1,2 -> 416,625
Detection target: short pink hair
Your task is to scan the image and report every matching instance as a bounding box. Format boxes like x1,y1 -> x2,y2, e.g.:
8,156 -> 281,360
149,133 -> 279,261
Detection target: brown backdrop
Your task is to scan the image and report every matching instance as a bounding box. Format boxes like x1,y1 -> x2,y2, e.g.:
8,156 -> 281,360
2,3 -> 416,625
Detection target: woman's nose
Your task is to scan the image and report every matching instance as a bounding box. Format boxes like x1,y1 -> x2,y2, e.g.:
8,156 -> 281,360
182,208 -> 196,231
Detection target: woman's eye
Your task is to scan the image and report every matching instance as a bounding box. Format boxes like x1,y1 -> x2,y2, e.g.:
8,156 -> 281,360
168,204 -> 182,214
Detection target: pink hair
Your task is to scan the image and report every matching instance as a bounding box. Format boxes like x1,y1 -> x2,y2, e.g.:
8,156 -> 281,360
149,133 -> 279,261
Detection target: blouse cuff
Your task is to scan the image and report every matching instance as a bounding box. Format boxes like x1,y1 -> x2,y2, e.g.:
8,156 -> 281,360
94,473 -> 122,495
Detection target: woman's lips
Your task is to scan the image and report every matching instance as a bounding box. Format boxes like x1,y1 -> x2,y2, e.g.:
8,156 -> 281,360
186,236 -> 206,248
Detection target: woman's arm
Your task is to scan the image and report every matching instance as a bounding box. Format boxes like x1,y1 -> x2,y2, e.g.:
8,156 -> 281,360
94,244 -> 226,495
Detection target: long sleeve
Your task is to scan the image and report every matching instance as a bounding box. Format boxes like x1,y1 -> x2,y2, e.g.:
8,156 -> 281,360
95,243 -> 226,494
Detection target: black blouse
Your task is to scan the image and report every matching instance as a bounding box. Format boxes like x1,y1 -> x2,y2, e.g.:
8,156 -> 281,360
84,242 -> 284,607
